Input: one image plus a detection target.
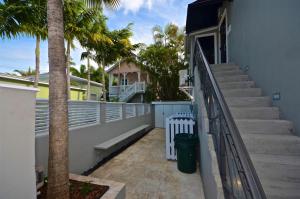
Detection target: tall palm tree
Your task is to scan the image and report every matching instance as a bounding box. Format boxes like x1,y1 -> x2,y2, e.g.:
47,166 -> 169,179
88,24 -> 137,100
64,0 -> 97,99
80,51 -> 94,100
25,0 -> 48,87
79,11 -> 112,100
46,0 -> 119,197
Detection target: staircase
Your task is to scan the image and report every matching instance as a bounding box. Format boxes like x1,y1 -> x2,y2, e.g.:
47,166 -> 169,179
119,81 -> 146,102
212,64 -> 300,199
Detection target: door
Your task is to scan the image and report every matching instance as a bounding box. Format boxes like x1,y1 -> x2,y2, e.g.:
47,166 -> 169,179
220,19 -> 227,63
198,35 -> 216,64
155,105 -> 164,128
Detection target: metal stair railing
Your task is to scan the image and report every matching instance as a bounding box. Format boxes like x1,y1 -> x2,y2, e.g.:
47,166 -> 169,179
193,39 -> 266,199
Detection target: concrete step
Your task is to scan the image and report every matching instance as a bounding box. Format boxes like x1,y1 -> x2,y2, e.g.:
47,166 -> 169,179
225,97 -> 271,107
242,134 -> 300,155
262,179 -> 300,199
211,64 -> 240,71
236,119 -> 294,135
215,74 -> 249,83
222,88 -> 262,97
218,81 -> 255,89
230,107 -> 280,120
213,70 -> 244,78
251,154 -> 300,182
250,154 -> 300,198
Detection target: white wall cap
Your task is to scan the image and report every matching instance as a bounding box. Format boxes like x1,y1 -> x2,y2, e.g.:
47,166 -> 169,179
0,83 -> 39,92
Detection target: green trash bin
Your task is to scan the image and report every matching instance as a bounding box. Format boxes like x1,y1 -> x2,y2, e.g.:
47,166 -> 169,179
174,133 -> 198,173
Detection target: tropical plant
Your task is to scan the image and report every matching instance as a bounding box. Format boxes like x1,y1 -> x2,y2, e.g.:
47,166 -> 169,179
86,23 -> 138,100
78,9 -> 113,100
0,0 -> 47,87
64,0 -> 97,99
138,23 -> 187,101
14,67 -> 36,77
46,0 -> 119,197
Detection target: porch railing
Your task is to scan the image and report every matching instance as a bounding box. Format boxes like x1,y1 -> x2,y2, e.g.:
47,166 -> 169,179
35,99 -> 151,135
193,39 -> 266,199
110,81 -> 146,101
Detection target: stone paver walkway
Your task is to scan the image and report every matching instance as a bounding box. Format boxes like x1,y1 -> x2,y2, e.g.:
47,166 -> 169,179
91,128 -> 205,199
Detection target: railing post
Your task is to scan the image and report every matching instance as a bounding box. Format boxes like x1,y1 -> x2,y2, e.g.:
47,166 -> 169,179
122,103 -> 126,120
100,102 -> 106,124
135,82 -> 137,93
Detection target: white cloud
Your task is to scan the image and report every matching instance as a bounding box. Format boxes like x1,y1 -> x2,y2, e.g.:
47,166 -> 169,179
119,0 -> 170,14
120,0 -> 145,13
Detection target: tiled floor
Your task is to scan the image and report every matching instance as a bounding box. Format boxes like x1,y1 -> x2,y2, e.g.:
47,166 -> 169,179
91,128 -> 205,199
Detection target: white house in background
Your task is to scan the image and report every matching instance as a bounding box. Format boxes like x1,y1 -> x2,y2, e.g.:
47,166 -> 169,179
106,60 -> 150,102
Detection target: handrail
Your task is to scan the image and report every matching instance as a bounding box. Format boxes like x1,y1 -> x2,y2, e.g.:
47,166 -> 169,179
193,39 -> 266,199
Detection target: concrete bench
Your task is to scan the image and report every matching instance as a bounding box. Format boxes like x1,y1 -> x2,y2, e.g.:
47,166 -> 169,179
94,125 -> 150,150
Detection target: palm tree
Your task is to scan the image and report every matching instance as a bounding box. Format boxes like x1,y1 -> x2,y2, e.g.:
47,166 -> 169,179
70,65 -> 88,79
87,24 -> 137,100
0,0 -> 47,87
81,51 -> 94,100
46,0 -> 119,197
25,0 -> 47,88
79,12 -> 112,100
14,67 -> 36,76
0,0 -> 23,39
64,0 -> 97,99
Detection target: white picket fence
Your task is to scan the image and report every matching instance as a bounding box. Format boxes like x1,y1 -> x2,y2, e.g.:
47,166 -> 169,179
165,114 -> 195,160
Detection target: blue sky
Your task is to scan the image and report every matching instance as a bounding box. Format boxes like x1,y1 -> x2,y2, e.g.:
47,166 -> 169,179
0,0 -> 193,73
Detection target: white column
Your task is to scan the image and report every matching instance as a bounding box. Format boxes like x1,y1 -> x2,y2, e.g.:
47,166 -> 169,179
137,71 -> 141,82
146,73 -> 150,83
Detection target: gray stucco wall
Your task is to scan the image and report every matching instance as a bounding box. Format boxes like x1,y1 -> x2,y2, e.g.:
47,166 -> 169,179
0,84 -> 37,199
36,110 -> 153,175
193,68 -> 225,199
225,0 -> 300,134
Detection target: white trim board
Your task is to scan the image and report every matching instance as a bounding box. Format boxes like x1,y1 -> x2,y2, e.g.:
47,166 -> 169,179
218,8 -> 229,63
188,26 -> 218,36
195,33 -> 218,64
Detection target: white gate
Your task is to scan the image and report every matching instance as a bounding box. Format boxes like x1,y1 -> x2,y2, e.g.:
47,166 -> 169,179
152,101 -> 192,128
165,114 -> 195,160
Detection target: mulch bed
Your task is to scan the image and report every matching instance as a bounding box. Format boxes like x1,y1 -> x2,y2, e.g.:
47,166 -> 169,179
38,180 -> 109,199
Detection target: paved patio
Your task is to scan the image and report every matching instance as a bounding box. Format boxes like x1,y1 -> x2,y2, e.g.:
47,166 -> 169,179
91,128 -> 205,199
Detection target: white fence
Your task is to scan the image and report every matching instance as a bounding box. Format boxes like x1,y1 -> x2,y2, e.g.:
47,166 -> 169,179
35,100 -> 151,135
165,114 -> 195,160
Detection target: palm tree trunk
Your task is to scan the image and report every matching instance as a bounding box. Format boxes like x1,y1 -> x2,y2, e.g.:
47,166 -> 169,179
118,60 -> 120,86
66,41 -> 71,100
102,61 -> 106,101
47,0 -> 69,198
34,35 -> 40,88
87,56 -> 91,100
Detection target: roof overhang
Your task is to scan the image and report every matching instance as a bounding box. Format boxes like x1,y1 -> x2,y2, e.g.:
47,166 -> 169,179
186,0 -> 223,34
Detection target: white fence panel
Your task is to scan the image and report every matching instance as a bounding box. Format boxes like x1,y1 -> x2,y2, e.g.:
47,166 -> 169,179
105,103 -> 122,123
137,104 -> 145,116
35,100 -> 49,134
125,104 -> 136,118
68,101 -> 100,128
36,100 -> 150,134
165,115 -> 195,160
